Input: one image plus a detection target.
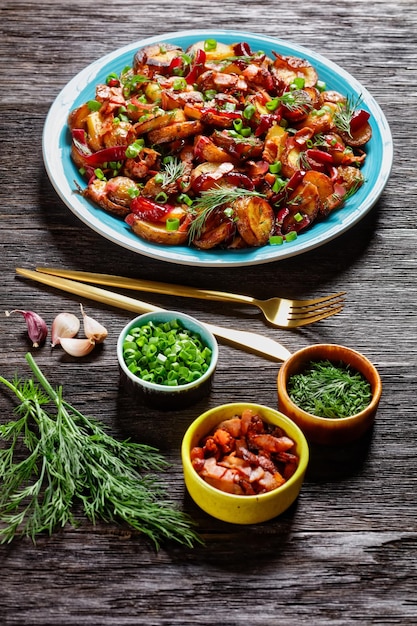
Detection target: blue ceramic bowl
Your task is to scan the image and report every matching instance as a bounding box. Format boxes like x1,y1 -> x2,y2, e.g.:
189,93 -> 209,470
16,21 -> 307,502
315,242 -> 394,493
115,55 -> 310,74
117,310 -> 218,409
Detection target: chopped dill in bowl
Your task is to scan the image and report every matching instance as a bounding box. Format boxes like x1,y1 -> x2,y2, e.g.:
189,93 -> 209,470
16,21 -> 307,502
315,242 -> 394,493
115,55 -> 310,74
287,359 -> 372,419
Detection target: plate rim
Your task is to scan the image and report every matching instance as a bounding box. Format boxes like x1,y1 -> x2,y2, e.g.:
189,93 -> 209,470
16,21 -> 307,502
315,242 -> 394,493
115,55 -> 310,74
43,28 -> 394,268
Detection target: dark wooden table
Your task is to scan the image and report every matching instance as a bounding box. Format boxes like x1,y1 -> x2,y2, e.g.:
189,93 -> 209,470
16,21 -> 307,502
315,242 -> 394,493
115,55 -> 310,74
1,1 -> 416,624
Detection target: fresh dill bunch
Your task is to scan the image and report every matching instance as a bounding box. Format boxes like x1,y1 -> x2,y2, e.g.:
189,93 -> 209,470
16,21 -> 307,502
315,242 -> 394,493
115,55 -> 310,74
188,185 -> 265,242
0,353 -> 202,549
334,94 -> 363,136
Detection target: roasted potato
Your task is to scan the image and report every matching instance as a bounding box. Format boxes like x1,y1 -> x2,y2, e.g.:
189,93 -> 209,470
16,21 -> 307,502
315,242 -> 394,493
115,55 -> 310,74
185,40 -> 235,62
148,120 -> 204,145
192,221 -> 234,249
233,196 -> 275,246
133,43 -> 183,74
128,216 -> 189,246
282,180 -> 320,233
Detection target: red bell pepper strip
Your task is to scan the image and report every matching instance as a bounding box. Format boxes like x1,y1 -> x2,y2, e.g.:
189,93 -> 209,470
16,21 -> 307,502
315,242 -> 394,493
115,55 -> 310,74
201,107 -> 241,120
168,56 -> 184,75
233,42 -> 253,57
350,109 -> 370,133
223,171 -> 255,190
84,145 -> 128,167
305,149 -> 334,164
255,114 -> 281,137
71,128 -> 92,156
185,49 -> 207,84
130,196 -> 177,223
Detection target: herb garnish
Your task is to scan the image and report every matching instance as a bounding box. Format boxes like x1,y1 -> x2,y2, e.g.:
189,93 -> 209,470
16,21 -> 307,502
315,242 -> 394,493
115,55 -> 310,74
157,156 -> 185,188
188,185 -> 265,242
0,353 -> 201,548
334,94 -> 363,137
287,359 -> 372,419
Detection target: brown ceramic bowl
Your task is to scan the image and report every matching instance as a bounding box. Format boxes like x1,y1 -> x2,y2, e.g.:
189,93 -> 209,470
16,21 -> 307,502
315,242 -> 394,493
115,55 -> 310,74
277,344 -> 382,446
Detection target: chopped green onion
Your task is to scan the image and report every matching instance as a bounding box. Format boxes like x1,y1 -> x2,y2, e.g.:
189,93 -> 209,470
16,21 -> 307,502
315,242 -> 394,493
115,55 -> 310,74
285,231 -> 298,242
166,217 -> 180,231
243,104 -> 256,120
87,100 -> 102,111
233,118 -> 243,132
173,77 -> 187,91
177,193 -> 193,207
128,186 -> 140,198
291,77 -> 305,90
204,89 -> 217,101
266,98 -> 279,111
294,212 -> 303,222
269,162 -> 282,174
269,235 -> 284,245
155,191 -> 168,203
204,39 -> 217,51
94,168 -> 106,181
316,80 -> 327,92
272,177 -> 286,193
125,139 -> 145,158
122,319 -> 213,387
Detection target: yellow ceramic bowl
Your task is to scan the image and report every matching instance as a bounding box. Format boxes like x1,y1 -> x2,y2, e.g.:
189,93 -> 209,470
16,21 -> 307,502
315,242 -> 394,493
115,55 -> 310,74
181,402 -> 309,524
277,344 -> 382,446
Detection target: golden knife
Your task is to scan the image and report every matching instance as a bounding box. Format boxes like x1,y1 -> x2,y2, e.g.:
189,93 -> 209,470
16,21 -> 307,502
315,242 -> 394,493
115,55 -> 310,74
16,268 -> 292,362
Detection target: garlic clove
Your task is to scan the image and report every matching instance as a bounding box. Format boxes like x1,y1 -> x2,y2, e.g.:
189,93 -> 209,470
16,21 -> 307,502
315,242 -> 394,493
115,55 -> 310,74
59,337 -> 96,357
80,304 -> 108,344
51,312 -> 80,347
5,309 -> 48,347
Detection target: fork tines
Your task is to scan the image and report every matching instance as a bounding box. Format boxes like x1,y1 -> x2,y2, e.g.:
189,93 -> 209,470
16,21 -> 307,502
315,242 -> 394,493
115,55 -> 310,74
288,292 -> 346,321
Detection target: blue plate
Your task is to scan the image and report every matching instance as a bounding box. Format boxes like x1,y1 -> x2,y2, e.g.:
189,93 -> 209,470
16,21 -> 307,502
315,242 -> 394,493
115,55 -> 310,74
43,29 -> 393,267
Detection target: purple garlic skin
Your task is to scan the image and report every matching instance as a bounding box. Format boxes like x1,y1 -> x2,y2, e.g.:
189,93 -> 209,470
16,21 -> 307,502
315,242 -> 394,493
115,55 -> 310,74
6,309 -> 48,347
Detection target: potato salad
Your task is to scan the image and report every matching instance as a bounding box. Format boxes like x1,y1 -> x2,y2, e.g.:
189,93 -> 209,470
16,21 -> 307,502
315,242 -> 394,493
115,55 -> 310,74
68,38 -> 372,250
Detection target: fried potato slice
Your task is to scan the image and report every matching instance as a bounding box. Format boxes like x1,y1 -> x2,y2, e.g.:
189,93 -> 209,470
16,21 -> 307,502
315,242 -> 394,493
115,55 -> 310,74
233,196 -> 275,246
134,109 -> 186,136
303,170 -> 334,214
192,221 -> 234,250
129,217 -> 189,246
133,43 -> 183,73
147,120 -> 204,144
185,40 -> 236,61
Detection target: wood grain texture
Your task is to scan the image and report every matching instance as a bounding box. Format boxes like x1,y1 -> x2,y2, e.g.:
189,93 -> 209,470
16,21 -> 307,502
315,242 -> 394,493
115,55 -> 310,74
1,1 -> 416,624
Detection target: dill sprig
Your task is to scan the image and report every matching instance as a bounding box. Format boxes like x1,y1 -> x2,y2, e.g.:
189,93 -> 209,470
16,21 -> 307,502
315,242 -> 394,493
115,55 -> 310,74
287,359 -> 372,419
330,176 -> 364,206
278,89 -> 312,113
159,156 -> 185,187
334,94 -> 363,136
188,185 -> 265,242
0,353 -> 201,549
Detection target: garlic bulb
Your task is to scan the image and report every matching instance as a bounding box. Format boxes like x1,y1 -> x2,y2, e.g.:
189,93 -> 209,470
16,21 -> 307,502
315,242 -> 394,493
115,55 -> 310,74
5,309 -> 48,347
59,337 -> 96,357
51,312 -> 80,347
80,304 -> 108,343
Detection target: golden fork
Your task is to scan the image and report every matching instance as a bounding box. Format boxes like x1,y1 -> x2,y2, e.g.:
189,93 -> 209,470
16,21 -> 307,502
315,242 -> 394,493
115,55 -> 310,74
16,268 -> 292,362
35,267 -> 345,329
